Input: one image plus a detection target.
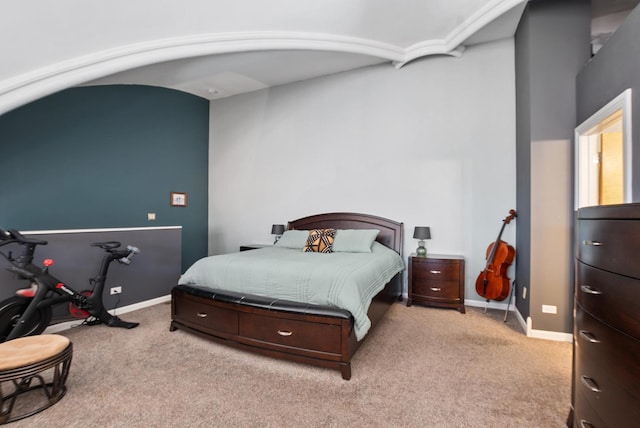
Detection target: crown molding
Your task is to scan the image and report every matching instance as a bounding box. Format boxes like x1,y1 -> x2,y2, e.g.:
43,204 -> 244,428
0,31 -> 407,115
0,0 -> 526,114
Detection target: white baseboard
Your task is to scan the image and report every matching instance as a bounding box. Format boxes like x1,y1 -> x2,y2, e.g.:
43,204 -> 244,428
44,294 -> 171,334
525,317 -> 573,343
465,299 -> 572,343
465,298 -> 512,311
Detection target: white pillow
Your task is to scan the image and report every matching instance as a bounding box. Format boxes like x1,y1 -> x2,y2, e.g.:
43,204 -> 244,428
274,230 -> 309,249
332,229 -> 380,253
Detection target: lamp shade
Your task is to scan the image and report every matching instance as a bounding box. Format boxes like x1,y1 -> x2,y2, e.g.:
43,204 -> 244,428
271,224 -> 285,235
413,226 -> 431,240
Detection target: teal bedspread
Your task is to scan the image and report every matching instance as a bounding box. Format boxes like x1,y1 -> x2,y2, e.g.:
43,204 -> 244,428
178,242 -> 405,340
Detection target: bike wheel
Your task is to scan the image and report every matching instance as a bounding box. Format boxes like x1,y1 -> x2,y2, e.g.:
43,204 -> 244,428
0,296 -> 52,342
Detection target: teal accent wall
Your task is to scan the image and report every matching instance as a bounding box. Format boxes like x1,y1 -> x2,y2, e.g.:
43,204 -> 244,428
0,85 -> 209,271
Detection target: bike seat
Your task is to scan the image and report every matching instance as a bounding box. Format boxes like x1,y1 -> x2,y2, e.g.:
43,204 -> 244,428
7,229 -> 48,245
91,241 -> 121,250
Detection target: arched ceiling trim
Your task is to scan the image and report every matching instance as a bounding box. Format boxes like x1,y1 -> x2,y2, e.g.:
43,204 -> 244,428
2,32 -> 405,115
0,0 -> 527,115
399,0 -> 525,67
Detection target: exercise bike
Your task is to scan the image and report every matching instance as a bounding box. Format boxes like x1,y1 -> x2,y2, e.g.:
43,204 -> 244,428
0,227 -> 140,342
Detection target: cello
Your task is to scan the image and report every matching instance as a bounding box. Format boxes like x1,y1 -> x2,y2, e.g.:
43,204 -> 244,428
475,210 -> 517,301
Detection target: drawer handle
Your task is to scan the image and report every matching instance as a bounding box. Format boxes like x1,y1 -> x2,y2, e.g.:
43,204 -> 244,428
582,240 -> 602,246
579,330 -> 600,343
429,270 -> 442,274
579,420 -> 595,428
277,330 -> 293,337
196,312 -> 208,318
580,285 -> 602,295
430,287 -> 442,292
580,375 -> 602,393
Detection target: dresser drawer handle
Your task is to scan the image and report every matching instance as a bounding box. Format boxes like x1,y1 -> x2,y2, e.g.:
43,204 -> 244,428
579,420 -> 595,428
277,330 -> 293,337
580,376 -> 602,393
429,270 -> 442,274
430,287 -> 442,292
196,312 -> 208,318
582,240 -> 602,246
579,330 -> 600,343
580,285 -> 602,295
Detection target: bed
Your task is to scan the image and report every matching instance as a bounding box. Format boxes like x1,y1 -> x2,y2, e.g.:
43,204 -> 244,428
169,212 -> 404,379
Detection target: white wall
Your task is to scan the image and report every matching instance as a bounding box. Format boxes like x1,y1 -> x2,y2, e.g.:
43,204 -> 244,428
209,38 -> 516,300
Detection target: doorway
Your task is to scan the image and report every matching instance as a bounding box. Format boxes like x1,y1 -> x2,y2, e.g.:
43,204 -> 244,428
575,88 -> 632,209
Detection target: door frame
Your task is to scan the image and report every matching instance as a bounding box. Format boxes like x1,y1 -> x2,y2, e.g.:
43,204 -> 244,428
574,88 -> 633,209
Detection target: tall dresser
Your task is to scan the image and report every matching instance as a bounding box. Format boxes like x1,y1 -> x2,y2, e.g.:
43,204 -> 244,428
571,203 -> 640,427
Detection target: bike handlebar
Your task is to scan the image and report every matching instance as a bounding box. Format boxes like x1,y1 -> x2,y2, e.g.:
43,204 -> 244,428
0,229 -> 48,248
1,227 -> 140,268
117,245 -> 141,265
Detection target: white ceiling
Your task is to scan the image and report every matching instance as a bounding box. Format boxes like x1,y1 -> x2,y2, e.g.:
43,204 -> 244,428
3,0 -> 638,111
84,1 -> 640,101
83,1 -> 529,100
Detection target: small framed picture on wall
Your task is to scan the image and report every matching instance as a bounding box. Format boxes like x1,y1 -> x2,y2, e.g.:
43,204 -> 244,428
170,192 -> 187,207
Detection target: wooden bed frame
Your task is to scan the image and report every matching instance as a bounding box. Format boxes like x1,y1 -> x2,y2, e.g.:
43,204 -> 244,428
170,212 -> 403,379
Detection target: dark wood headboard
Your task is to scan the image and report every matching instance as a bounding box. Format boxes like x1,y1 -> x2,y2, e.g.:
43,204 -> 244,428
288,212 -> 403,255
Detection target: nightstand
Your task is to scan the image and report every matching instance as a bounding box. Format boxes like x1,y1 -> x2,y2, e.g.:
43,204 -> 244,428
239,244 -> 272,251
407,254 -> 465,313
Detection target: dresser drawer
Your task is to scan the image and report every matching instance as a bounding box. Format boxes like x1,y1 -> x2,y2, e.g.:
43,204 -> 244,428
577,218 -> 640,278
172,292 -> 238,336
575,345 -> 640,426
576,262 -> 640,339
573,387 -> 609,428
575,305 -> 640,388
239,312 -> 342,355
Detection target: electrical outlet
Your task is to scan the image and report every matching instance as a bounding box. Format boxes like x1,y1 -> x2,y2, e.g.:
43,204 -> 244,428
110,286 -> 122,295
522,287 -> 527,299
148,213 -> 156,221
542,304 -> 557,314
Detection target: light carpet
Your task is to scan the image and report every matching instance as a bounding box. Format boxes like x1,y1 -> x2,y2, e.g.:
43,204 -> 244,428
9,301 -> 571,427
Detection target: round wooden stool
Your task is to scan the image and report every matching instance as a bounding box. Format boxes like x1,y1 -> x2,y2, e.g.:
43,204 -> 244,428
0,334 -> 72,424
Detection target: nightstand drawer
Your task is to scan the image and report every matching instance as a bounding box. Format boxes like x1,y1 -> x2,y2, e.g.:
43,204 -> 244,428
411,261 -> 461,282
412,279 -> 461,300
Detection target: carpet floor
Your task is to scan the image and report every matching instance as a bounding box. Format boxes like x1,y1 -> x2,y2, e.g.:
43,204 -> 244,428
7,301 -> 572,427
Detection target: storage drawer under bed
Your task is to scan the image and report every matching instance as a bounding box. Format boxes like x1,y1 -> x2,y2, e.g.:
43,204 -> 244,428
239,312 -> 343,355
171,291 -> 239,337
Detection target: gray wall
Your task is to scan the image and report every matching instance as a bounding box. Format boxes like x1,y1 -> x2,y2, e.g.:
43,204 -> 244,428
0,85 -> 209,272
0,227 -> 181,322
577,5 -> 640,200
515,6 -> 532,321
515,0 -> 591,333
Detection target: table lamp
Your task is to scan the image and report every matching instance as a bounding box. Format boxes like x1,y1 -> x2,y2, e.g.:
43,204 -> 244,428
413,226 -> 431,257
